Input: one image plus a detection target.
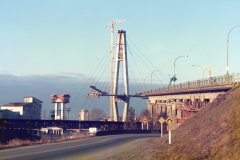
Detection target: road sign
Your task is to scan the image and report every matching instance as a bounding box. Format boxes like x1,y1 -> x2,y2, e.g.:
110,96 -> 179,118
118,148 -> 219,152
166,118 -> 173,124
159,117 -> 165,124
142,117 -> 148,124
166,117 -> 173,131
159,117 -> 165,137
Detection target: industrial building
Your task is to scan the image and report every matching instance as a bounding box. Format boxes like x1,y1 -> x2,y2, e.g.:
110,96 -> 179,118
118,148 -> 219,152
0,109 -> 21,119
79,109 -> 89,121
51,94 -> 70,120
0,97 -> 42,119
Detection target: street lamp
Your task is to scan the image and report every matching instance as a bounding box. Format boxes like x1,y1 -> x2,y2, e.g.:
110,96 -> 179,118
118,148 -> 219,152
173,55 -> 189,83
226,25 -> 240,75
192,65 -> 205,79
151,70 -> 161,89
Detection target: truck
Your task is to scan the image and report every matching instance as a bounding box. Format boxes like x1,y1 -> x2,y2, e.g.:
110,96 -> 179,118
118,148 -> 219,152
88,127 -> 98,136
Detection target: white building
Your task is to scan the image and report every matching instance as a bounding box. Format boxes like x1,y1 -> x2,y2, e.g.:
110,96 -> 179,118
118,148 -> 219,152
0,97 -> 42,119
79,109 -> 89,121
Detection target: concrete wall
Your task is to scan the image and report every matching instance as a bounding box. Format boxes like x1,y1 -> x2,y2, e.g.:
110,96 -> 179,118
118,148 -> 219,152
148,91 -> 225,126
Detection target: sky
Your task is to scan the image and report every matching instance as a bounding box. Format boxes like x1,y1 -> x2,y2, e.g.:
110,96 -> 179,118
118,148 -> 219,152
0,0 -> 240,119
1,0 -> 240,79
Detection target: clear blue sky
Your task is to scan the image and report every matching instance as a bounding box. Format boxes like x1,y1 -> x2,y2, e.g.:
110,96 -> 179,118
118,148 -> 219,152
1,0 -> 240,83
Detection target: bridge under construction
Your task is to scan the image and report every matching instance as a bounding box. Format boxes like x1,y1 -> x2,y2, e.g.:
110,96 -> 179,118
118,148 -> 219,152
86,24 -> 240,125
141,73 -> 240,126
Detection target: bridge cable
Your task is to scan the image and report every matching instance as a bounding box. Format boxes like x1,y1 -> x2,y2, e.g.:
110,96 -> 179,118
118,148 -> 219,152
127,36 -> 169,84
71,51 -> 109,107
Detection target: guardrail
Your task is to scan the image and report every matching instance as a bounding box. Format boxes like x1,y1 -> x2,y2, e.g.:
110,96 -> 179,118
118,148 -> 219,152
143,73 -> 240,95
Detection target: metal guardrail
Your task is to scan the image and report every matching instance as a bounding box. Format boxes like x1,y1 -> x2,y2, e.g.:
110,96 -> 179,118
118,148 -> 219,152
143,73 -> 240,95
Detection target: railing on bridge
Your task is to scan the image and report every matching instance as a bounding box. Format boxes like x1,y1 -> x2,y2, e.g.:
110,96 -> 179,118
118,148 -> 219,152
143,73 -> 240,95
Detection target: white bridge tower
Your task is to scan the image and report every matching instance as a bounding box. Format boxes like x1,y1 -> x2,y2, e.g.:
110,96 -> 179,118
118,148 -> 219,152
87,30 -> 130,122
112,30 -> 129,122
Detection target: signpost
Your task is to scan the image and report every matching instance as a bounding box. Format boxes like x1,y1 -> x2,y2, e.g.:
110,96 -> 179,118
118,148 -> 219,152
159,117 -> 165,137
166,117 -> 173,144
142,116 -> 149,130
158,116 -> 174,144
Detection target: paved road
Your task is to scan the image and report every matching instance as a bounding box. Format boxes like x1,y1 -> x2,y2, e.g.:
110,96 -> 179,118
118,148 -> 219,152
0,134 -> 159,160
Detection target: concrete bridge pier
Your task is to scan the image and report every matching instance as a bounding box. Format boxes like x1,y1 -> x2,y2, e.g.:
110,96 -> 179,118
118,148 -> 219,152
147,91 -> 225,128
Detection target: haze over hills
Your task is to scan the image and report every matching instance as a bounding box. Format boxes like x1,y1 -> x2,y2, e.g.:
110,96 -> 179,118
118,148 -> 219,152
0,73 -> 156,120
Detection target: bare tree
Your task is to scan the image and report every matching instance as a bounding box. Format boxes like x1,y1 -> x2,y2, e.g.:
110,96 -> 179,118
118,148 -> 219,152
141,109 -> 151,120
90,108 -> 105,121
140,109 -> 153,129
123,107 -> 137,130
140,109 -> 165,130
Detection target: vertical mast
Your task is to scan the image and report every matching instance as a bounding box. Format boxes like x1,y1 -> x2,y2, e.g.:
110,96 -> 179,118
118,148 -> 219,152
109,20 -> 114,121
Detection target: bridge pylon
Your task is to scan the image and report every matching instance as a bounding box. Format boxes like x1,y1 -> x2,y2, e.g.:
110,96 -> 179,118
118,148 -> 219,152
112,30 -> 129,122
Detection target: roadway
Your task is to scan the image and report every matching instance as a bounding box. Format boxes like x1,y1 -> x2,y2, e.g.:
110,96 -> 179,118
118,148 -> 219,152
0,134 -> 159,160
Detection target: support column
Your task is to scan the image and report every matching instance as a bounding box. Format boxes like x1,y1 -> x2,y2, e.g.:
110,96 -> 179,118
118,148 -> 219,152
54,103 -> 57,120
172,103 -> 176,117
61,103 -> 64,120
51,94 -> 70,121
167,104 -> 172,117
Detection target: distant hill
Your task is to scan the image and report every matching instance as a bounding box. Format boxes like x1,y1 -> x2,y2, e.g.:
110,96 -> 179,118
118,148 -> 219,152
0,74 -> 152,119
150,86 -> 240,159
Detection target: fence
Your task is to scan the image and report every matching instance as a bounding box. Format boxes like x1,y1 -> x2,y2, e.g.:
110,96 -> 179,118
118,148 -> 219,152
144,73 -> 240,95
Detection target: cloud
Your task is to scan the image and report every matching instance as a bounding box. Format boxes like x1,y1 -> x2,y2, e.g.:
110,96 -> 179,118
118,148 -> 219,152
60,72 -> 85,78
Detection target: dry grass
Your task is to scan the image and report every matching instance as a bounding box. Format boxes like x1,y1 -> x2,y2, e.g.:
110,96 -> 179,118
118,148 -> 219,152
149,86 -> 240,160
0,132 -> 89,149
108,86 -> 240,160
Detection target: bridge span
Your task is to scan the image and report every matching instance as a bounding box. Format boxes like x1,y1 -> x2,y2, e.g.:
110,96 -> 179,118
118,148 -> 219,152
140,73 -> 240,127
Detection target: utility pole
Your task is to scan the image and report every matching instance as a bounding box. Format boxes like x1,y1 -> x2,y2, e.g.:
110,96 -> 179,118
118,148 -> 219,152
106,19 -> 125,121
192,65 -> 205,79
66,107 -> 71,120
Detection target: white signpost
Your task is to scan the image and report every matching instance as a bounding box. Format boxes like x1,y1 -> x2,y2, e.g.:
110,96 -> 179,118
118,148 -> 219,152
166,118 -> 173,144
169,130 -> 171,144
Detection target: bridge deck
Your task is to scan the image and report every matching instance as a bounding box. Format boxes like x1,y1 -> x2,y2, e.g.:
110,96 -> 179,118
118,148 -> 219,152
142,73 -> 240,96
144,83 -> 234,96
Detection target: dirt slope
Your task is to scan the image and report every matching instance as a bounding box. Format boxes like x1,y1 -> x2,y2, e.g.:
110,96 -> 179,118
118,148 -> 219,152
107,86 -> 240,160
150,86 -> 240,160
